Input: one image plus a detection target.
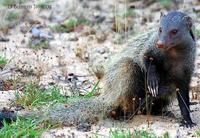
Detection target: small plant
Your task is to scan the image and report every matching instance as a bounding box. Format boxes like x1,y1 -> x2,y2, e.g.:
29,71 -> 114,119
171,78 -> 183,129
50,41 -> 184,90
15,83 -> 67,107
163,132 -> 170,138
122,9 -> 136,18
36,0 -> 54,9
134,130 -> 157,138
109,129 -> 157,138
77,18 -> 90,25
6,11 -> 20,22
109,129 -> 133,138
0,56 -> 7,69
1,0 -> 27,6
112,9 -> 134,33
0,117 -> 52,137
195,29 -> 200,39
158,0 -> 172,9
50,18 -> 90,33
84,80 -> 100,98
28,39 -> 50,50
196,130 -> 200,137
65,81 -> 101,104
64,19 -> 78,31
50,18 -> 78,33
49,24 -> 69,32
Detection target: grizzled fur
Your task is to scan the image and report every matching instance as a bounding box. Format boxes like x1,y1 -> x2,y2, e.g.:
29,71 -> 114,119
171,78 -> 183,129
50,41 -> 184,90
48,11 -> 196,127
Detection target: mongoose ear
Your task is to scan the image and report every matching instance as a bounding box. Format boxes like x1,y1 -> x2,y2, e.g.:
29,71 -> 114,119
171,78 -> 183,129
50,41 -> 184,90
183,16 -> 195,40
183,16 -> 193,29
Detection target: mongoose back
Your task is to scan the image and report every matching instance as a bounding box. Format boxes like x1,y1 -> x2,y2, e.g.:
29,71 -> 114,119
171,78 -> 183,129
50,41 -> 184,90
48,11 -> 196,128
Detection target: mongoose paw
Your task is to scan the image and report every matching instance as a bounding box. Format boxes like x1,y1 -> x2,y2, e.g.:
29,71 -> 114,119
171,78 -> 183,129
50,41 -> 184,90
147,69 -> 159,97
180,119 -> 196,128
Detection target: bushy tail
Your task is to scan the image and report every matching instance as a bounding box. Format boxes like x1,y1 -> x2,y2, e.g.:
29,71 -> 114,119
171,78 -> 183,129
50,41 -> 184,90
48,98 -> 111,126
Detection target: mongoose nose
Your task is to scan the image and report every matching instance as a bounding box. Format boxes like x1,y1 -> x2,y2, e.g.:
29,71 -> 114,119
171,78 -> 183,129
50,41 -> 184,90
156,40 -> 165,48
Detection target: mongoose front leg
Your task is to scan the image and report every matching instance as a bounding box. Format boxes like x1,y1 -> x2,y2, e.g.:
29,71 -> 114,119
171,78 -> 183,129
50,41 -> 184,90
144,56 -> 159,97
176,86 -> 196,127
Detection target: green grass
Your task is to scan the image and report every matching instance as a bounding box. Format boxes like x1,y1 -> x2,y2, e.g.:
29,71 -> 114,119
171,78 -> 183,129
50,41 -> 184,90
109,129 -> 133,138
6,11 -> 20,22
15,81 -> 100,108
50,18 -> 78,33
0,117 -> 52,138
28,40 -> 50,50
1,0 -> 27,6
50,18 -> 90,33
63,18 -> 78,32
15,83 -> 68,107
5,82 -> 101,137
195,29 -> 200,39
59,80 -> 100,104
36,0 -> 54,9
157,0 -> 172,9
0,56 -> 7,69
196,130 -> 200,137
122,9 -> 136,18
163,132 -> 170,138
109,129 -> 157,138
49,24 -> 69,33
84,80 -> 100,98
134,130 -> 157,138
109,129 -> 172,138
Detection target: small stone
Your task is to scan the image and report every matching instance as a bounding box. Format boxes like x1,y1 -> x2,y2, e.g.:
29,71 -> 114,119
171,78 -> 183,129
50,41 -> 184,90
76,123 -> 91,132
81,26 -> 96,36
95,31 -> 107,43
95,47 -> 106,54
193,6 -> 200,12
68,33 -> 78,41
20,22 -> 31,34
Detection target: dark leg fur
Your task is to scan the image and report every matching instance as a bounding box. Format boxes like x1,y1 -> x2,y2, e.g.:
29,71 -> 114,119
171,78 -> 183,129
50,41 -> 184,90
111,58 -> 173,120
143,55 -> 160,97
109,107 -> 133,120
150,98 -> 170,115
176,87 -> 195,127
175,77 -> 196,127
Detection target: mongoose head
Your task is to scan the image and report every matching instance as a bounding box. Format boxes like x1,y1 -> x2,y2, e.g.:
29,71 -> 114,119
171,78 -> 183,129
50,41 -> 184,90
157,11 -> 194,50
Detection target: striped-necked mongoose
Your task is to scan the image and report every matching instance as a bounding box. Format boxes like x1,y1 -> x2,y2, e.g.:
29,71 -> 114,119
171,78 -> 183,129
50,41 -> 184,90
101,11 -> 196,126
42,11 -> 197,128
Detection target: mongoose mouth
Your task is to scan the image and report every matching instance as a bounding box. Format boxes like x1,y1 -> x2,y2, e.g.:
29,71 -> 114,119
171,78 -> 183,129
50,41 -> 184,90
156,44 -> 175,51
156,40 -> 165,49
156,44 -> 164,49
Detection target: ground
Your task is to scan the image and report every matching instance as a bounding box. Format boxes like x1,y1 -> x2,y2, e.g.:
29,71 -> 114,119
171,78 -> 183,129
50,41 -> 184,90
0,0 -> 200,137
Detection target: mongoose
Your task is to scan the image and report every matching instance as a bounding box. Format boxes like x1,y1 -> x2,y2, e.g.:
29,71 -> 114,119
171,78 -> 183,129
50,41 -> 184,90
47,11 -> 196,128
0,11 -> 187,130
99,11 -> 196,127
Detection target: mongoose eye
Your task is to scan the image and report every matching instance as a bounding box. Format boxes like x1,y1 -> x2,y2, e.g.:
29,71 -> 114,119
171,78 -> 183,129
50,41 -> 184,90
159,27 -> 162,33
171,29 -> 178,35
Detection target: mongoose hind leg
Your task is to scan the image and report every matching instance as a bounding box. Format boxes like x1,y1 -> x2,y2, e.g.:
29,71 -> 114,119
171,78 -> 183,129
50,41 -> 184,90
104,58 -> 146,120
150,98 -> 170,116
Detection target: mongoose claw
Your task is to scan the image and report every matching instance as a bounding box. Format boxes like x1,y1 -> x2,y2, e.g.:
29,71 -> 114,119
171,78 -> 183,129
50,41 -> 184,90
147,79 -> 158,97
147,67 -> 159,97
180,119 -> 196,128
